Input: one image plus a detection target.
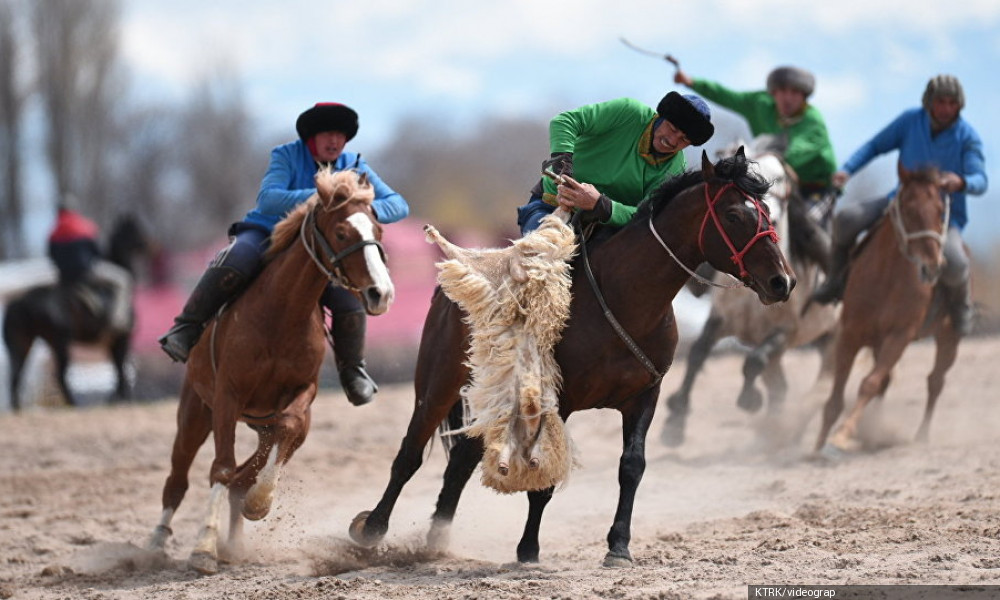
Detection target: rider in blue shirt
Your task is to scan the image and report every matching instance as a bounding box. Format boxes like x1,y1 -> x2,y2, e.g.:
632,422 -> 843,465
159,103 -> 408,405
813,75 -> 987,335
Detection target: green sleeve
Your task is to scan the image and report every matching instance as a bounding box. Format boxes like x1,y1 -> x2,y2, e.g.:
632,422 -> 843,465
690,79 -> 761,120
548,98 -> 637,154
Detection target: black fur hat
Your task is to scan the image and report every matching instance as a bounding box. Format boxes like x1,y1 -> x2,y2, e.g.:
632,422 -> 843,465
295,103 -> 359,141
656,92 -> 714,146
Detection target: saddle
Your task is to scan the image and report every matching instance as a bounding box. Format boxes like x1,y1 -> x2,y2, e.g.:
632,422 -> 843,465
57,279 -> 114,327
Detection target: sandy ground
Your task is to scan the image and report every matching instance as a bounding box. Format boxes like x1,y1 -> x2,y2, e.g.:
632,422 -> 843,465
2,335 -> 999,600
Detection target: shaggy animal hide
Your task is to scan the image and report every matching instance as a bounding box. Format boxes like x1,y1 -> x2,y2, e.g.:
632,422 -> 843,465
425,213 -> 578,493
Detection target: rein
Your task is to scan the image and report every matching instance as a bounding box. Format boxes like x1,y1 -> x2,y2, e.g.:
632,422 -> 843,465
888,188 -> 949,272
300,203 -> 386,292
578,179 -> 779,403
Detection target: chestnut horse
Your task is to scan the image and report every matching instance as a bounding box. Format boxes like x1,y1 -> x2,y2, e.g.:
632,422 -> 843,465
349,149 -> 794,567
147,169 -> 394,574
815,165 -> 958,454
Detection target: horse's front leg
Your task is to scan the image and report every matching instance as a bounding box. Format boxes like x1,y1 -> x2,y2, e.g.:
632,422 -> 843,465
738,328 -> 790,413
605,391 -> 657,567
189,403 -> 240,574
516,487 -> 554,563
427,430 -> 484,552
51,341 -> 77,407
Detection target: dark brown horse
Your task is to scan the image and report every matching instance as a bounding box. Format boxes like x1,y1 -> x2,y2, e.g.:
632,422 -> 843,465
349,149 -> 795,567
3,214 -> 150,409
146,169 -> 394,574
815,165 -> 958,454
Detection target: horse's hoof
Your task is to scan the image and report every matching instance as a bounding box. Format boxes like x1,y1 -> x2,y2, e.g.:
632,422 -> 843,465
817,443 -> 847,461
660,418 -> 686,448
737,387 -> 764,413
242,497 -> 272,521
426,521 -> 451,553
348,510 -> 381,548
189,551 -> 219,575
147,525 -> 172,551
602,552 -> 634,568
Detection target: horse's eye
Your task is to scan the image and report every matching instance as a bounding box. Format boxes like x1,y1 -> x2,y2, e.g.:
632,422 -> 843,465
725,209 -> 741,224
336,232 -> 348,242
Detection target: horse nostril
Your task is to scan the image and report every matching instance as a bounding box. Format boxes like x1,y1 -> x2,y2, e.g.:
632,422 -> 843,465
769,275 -> 789,298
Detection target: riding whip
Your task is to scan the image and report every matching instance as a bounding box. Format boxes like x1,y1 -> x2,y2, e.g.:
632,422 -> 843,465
619,37 -> 680,70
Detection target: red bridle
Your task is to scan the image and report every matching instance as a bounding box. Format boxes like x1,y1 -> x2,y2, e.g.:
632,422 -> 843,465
698,182 -> 779,279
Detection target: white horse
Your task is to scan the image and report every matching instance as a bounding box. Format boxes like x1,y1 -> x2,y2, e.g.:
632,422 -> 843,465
661,136 -> 839,447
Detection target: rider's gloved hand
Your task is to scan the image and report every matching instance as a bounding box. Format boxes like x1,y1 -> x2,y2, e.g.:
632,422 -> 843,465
542,152 -> 574,179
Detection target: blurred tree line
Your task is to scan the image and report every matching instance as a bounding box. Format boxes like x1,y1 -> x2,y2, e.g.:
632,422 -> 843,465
0,0 -> 549,265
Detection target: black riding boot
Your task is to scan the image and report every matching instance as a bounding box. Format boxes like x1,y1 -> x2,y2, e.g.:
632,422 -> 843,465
789,201 -> 833,276
332,310 -> 378,406
944,281 -> 975,337
158,266 -> 249,363
811,242 -> 851,305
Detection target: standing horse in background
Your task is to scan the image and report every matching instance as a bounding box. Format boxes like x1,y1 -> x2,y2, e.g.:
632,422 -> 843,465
815,165 -> 958,454
3,214 -> 150,410
146,169 -> 394,575
661,139 -> 839,447
349,150 -> 794,567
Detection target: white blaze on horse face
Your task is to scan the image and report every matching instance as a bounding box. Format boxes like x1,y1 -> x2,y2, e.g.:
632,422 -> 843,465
346,212 -> 395,312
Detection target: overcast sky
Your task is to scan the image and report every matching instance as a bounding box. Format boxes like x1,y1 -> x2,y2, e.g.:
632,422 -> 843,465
118,0 -> 1000,249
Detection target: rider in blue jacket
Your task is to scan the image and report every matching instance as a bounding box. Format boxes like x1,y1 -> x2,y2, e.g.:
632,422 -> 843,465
159,103 -> 409,405
813,75 -> 987,335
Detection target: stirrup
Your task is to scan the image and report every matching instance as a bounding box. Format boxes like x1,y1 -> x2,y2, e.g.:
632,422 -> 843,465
339,364 -> 378,406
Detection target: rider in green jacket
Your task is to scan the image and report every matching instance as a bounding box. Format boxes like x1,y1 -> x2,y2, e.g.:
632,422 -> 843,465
675,66 -> 837,273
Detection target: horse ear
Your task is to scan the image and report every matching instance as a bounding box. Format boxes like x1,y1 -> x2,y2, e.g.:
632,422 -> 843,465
358,171 -> 370,188
701,150 -> 715,180
735,146 -> 747,163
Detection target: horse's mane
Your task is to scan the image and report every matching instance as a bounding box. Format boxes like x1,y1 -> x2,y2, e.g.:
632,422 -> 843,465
583,154 -> 770,247
265,169 -> 374,260
903,166 -> 941,186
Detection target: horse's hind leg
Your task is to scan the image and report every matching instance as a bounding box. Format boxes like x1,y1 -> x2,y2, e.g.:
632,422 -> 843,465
662,314 -> 722,447
149,382 -> 212,551
427,418 -> 485,552
916,328 -> 959,443
4,335 -> 30,412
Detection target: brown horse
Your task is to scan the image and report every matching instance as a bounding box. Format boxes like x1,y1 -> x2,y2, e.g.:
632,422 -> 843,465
349,149 -> 795,567
815,165 -> 958,454
146,169 -> 394,574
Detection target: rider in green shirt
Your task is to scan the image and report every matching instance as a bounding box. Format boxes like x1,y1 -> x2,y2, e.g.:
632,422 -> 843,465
517,92 -> 714,233
675,66 -> 838,274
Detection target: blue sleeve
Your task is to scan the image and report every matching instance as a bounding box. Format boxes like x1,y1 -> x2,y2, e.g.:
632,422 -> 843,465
357,156 -> 409,224
842,112 -> 908,175
960,128 -> 988,196
255,146 -> 315,218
